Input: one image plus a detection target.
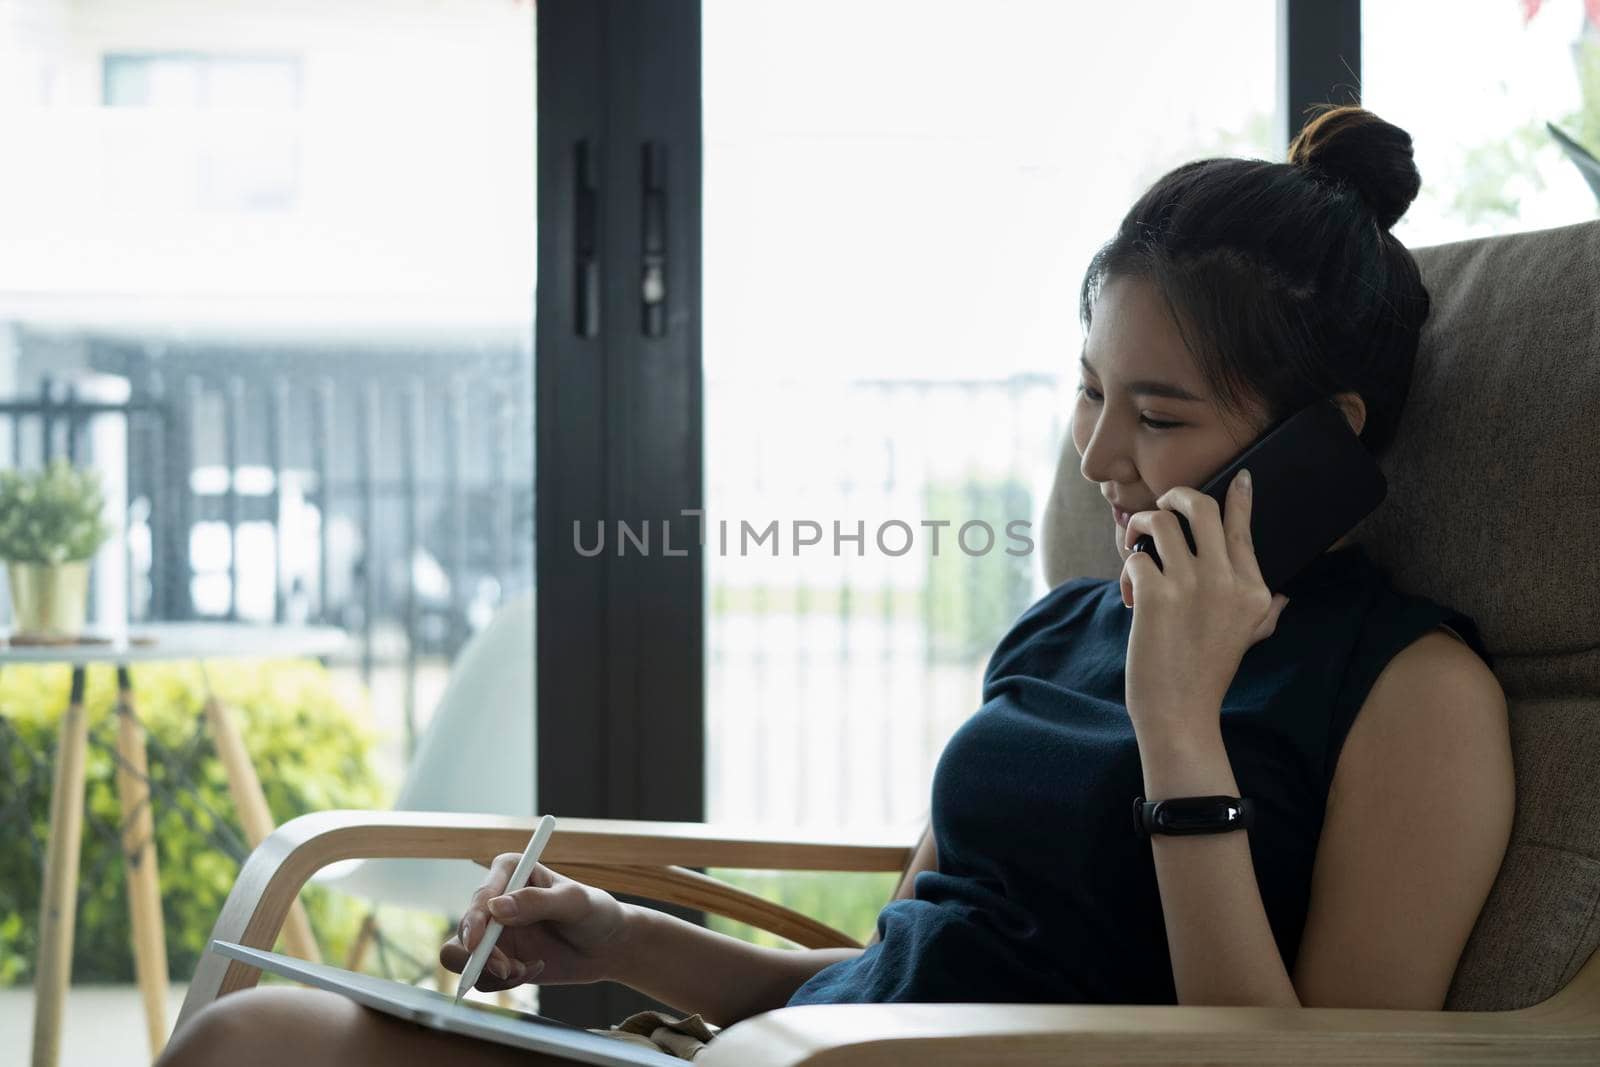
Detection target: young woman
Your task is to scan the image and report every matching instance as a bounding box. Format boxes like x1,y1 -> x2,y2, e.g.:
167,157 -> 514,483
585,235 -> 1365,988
156,104 -> 1514,1066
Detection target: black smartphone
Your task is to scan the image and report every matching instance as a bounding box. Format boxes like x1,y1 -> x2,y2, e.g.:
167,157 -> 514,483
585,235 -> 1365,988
1128,397 -> 1386,592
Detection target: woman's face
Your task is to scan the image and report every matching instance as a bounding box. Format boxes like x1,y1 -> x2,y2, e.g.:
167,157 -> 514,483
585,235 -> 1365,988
1070,273 -> 1364,561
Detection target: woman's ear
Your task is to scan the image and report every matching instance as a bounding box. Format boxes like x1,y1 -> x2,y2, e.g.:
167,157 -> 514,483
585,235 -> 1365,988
1333,391 -> 1366,437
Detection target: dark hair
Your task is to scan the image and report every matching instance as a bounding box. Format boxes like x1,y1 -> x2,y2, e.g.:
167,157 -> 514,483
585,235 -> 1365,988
1077,104 -> 1430,457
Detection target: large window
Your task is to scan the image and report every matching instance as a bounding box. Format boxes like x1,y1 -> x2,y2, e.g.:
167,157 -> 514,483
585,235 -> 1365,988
702,0 -> 1277,841
0,1 -> 534,764
0,3 -> 536,1044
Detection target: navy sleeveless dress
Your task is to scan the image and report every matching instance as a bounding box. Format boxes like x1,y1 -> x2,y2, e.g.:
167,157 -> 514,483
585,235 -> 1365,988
786,543 -> 1493,1007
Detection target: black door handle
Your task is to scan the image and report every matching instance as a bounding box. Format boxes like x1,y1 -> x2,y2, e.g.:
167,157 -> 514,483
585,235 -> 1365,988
641,141 -> 667,338
575,139 -> 599,338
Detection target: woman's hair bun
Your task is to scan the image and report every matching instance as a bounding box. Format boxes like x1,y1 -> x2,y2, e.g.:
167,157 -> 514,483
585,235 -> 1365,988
1287,104 -> 1421,231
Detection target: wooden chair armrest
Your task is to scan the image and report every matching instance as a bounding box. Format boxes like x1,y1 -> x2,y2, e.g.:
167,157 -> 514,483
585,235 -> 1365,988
700,1001 -> 1600,1066
177,809 -> 914,1030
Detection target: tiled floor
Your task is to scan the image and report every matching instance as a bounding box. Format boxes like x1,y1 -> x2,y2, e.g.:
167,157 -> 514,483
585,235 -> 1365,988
0,982 -> 188,1067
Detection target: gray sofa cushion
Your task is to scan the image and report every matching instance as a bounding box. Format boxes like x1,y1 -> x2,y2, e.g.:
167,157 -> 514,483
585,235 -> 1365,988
1037,217 -> 1600,1012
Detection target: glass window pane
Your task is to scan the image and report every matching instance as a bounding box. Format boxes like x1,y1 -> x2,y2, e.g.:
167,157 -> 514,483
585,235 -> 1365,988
702,0 -> 1278,850
1364,0 -> 1600,244
0,2 -> 535,1011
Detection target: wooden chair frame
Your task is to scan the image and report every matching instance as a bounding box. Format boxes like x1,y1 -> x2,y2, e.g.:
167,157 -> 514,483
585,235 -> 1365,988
176,811 -> 1600,1065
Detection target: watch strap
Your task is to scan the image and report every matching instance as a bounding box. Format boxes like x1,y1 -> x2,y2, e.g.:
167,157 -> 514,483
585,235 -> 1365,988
1133,794 -> 1254,837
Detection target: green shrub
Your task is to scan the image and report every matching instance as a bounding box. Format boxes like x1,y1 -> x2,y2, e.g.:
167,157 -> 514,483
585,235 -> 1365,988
0,659 -> 393,985
923,477 -> 1036,662
704,869 -> 901,949
0,658 -> 909,989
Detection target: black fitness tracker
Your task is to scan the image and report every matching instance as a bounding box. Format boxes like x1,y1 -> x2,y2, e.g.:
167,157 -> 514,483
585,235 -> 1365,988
1133,795 -> 1255,837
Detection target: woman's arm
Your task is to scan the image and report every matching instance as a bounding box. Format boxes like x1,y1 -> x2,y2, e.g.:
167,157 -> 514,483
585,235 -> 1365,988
613,821 -> 937,1021
608,903 -> 861,1027
446,851 -> 876,1027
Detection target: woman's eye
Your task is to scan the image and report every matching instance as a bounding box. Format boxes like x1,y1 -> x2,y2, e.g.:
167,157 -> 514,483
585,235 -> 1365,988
1075,384 -> 1181,430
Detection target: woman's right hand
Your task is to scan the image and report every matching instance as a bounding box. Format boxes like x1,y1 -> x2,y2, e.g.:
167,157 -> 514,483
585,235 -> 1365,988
439,852 -> 634,992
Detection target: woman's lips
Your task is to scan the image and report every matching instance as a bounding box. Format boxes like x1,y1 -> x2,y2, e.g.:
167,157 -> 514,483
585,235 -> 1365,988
1114,505 -> 1133,527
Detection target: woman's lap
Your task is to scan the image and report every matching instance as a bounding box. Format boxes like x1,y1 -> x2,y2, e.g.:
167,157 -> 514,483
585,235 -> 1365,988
155,986 -> 579,1067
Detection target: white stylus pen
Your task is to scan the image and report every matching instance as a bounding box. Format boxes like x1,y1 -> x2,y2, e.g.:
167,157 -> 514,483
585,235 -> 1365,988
454,814 -> 557,1004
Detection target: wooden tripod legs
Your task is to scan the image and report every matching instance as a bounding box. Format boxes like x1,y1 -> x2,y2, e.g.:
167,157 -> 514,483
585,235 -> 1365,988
114,666 -> 170,1058
202,692 -> 321,963
30,669 -> 88,1067
30,661 -> 323,1067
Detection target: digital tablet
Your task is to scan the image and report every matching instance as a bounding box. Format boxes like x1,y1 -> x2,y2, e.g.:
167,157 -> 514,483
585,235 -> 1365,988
208,940 -> 687,1067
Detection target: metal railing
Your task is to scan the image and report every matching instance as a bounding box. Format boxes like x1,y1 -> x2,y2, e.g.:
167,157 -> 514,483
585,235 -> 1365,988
1,341 -> 536,760
702,372 -> 1064,829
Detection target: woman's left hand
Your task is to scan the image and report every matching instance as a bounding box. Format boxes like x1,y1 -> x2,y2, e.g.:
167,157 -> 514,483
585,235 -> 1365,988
1119,469 -> 1290,737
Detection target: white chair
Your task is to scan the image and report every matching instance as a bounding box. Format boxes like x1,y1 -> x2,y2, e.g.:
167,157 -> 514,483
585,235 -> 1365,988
310,589 -> 535,956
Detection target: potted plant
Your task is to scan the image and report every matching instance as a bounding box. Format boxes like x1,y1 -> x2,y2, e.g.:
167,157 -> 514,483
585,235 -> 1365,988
0,459 -> 113,641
